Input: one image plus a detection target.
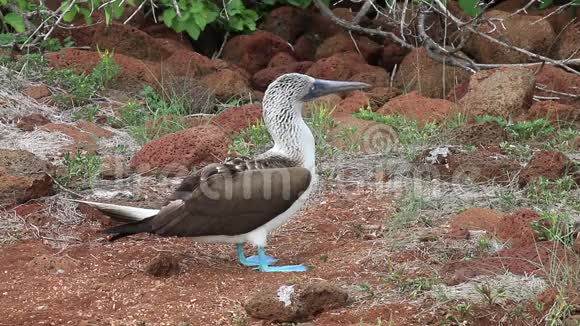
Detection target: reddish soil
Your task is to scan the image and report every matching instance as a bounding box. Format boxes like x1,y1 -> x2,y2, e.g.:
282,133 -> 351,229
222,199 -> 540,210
0,189 -> 413,325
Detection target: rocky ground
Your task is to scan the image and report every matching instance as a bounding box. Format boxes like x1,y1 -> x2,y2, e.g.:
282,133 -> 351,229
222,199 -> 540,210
0,1 -> 579,325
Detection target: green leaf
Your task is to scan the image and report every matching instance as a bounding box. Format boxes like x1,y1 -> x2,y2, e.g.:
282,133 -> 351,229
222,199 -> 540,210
4,12 -> 26,33
0,33 -> 15,46
104,8 -> 112,25
185,24 -> 201,40
458,0 -> 481,17
193,14 -> 208,30
538,0 -> 554,9
63,4 -> 79,23
161,8 -> 177,25
79,7 -> 93,24
111,0 -> 125,18
229,18 -> 244,31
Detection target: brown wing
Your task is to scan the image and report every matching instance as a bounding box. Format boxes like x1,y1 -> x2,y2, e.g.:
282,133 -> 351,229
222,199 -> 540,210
149,167 -> 311,237
164,156 -> 299,204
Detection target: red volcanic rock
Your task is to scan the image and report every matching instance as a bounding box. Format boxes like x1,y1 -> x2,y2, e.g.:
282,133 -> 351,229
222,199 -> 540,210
16,113 -> 50,131
306,52 -> 365,80
252,62 -> 313,91
365,87 -> 402,110
0,149 -> 54,207
130,125 -> 229,176
459,67 -> 536,119
395,47 -> 470,99
351,69 -> 390,88
518,150 -> 576,187
555,21 -> 580,62
307,8 -> 354,38
448,208 -> 503,238
200,69 -> 252,100
447,79 -> 470,102
161,49 -> 219,77
315,33 -> 381,64
259,6 -> 307,42
306,52 -> 388,85
41,123 -> 98,153
535,66 -> 580,105
294,33 -> 324,61
450,121 -> 508,146
527,101 -> 579,125
46,49 -> 160,93
378,92 -> 460,125
267,52 -> 297,68
75,121 -> 114,138
380,42 -> 410,71
335,91 -> 370,116
92,22 -> 182,61
211,104 -> 263,135
244,280 -> 348,322
22,85 -> 51,100
223,31 -> 293,74
496,209 -> 540,248
40,121 -> 113,154
464,10 -> 555,64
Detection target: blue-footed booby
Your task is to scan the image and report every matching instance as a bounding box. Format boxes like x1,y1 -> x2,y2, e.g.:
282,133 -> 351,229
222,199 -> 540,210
77,73 -> 370,272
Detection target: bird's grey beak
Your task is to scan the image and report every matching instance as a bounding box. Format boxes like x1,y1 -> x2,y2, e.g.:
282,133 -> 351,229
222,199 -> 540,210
303,79 -> 371,101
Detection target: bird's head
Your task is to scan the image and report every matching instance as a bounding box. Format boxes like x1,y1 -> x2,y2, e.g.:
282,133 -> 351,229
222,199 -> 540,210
265,73 -> 371,104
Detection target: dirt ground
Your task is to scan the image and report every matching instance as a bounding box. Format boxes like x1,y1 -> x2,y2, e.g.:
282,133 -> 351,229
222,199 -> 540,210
1,188 -> 424,325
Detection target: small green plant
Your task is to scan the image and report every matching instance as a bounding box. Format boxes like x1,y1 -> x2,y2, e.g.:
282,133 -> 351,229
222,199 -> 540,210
40,36 -> 75,52
545,127 -> 580,152
358,282 -> 375,298
354,108 -> 441,146
389,189 -> 427,228
526,176 -> 578,207
398,277 -> 437,299
545,293 -> 575,326
499,141 -> 532,160
58,149 -> 103,187
445,112 -> 468,129
477,235 -> 492,252
336,126 -> 362,152
0,53 -> 48,81
230,315 -> 249,326
115,86 -> 205,144
458,0 -> 482,16
305,104 -> 337,157
229,121 -> 272,157
72,105 -> 100,122
45,50 -> 120,106
454,302 -> 471,319
530,212 -> 576,248
476,116 -> 554,141
474,283 -> 506,305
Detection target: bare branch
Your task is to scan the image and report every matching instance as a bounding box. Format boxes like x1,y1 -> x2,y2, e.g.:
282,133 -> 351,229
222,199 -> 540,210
428,0 -> 580,75
417,5 -> 478,72
43,0 -> 77,41
510,0 -> 539,16
535,85 -> 580,99
352,0 -> 374,25
312,0 -> 414,49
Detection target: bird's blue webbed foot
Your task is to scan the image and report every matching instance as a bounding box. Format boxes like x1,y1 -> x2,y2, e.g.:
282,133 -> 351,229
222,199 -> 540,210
236,243 -> 277,266
255,247 -> 307,273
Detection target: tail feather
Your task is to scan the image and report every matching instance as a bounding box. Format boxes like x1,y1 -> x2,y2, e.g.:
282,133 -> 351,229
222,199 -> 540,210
70,199 -> 159,221
102,218 -> 155,241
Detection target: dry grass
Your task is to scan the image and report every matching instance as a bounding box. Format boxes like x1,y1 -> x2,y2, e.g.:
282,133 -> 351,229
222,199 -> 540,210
0,122 -> 73,161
